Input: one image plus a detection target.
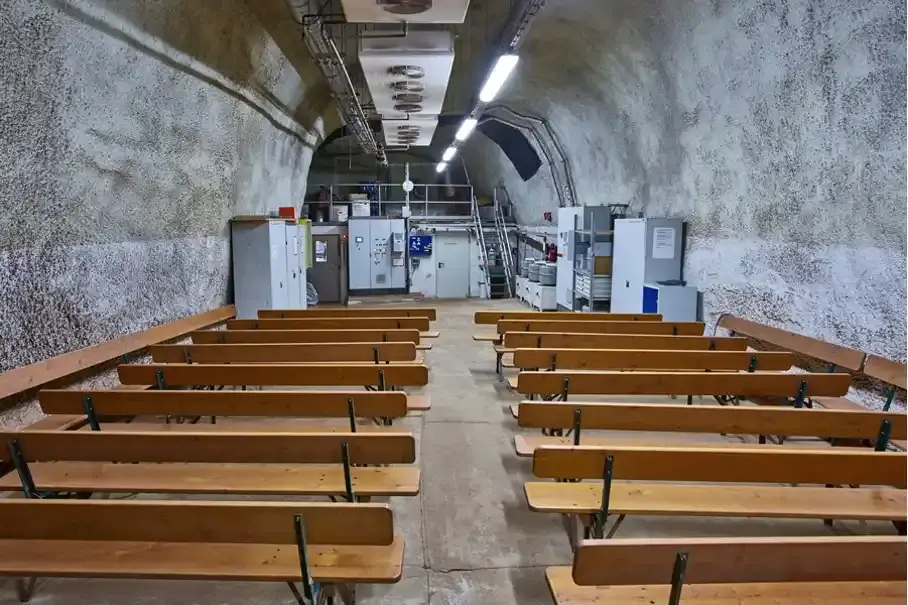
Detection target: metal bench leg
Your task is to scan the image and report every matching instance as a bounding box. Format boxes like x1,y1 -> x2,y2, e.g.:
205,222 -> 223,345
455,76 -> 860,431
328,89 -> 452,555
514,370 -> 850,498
16,578 -> 37,603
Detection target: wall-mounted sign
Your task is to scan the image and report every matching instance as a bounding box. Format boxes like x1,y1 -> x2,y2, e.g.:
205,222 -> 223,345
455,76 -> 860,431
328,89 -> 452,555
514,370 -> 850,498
409,234 -> 433,257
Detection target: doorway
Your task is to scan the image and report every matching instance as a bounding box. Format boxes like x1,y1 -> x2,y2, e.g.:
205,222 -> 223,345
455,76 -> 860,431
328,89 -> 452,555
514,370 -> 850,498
308,233 -> 347,304
434,232 -> 471,298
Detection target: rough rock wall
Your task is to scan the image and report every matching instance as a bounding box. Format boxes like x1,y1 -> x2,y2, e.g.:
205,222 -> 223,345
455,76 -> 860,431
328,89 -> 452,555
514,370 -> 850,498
465,0 -> 906,364
0,0 -> 334,425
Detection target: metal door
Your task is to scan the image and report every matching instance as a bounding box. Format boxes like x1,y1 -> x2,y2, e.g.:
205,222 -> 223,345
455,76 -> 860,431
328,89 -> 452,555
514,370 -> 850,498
309,234 -> 344,304
435,232 -> 470,298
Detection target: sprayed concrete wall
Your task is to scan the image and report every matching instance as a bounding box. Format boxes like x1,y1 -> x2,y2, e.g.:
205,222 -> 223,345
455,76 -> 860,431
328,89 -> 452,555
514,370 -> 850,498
0,0 -> 334,426
464,0 -> 906,372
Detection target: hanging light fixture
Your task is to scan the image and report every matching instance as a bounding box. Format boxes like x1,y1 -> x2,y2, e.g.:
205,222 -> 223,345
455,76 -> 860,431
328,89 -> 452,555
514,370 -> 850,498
479,54 -> 520,103
455,118 -> 478,142
435,162 -> 447,173
442,146 -> 457,162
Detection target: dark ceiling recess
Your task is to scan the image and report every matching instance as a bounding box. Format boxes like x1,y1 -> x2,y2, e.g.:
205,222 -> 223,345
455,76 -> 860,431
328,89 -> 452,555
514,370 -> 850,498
476,118 -> 542,182
318,114 -> 542,182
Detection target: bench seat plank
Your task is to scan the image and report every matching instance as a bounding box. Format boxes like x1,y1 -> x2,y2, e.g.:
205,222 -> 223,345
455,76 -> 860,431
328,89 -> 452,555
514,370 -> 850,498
517,371 -> 852,397
512,349 -> 793,371
473,333 -> 499,342
193,329 -> 421,345
0,462 -> 421,496
262,307 -> 435,320
118,363 -> 429,387
545,567 -> 906,605
151,343 -> 417,363
0,538 -> 404,583
524,481 -> 906,521
498,320 -> 704,336
513,435 -> 849,457
504,333 -> 747,350
229,318 -> 429,331
475,311 -> 662,324
83,422 -> 402,433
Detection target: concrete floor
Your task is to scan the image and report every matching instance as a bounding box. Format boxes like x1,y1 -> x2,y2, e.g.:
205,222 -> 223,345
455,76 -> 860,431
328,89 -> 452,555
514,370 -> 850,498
0,299 -> 894,604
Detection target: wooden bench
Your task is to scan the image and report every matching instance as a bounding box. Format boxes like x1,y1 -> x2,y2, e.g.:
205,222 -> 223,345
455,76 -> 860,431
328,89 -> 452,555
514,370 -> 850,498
512,349 -> 794,371
117,363 -> 429,389
547,536 -> 906,604
229,317 -> 431,331
0,499 -> 404,603
498,320 -> 705,336
261,307 -> 436,320
38,389 -> 422,429
151,342 -> 418,364
515,370 -> 852,402
0,430 -> 420,499
489,333 -> 747,382
526,445 -> 907,544
192,329 -> 421,345
513,401 -> 907,455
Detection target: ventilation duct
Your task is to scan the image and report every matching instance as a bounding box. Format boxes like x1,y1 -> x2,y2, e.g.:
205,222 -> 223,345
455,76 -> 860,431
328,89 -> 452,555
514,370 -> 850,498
381,117 -> 438,147
377,0 -> 433,16
393,103 -> 423,113
388,65 -> 425,79
391,81 -> 425,93
339,0 -> 470,23
392,93 -> 424,104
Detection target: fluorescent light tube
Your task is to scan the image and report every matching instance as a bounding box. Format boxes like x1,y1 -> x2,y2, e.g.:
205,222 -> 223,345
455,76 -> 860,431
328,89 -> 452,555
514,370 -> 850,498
435,162 -> 447,173
442,146 -> 457,162
479,54 -> 519,103
455,118 -> 478,141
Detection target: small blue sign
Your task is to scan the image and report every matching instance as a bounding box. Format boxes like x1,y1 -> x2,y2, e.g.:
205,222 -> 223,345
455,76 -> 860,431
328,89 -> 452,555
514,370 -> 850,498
409,235 -> 433,257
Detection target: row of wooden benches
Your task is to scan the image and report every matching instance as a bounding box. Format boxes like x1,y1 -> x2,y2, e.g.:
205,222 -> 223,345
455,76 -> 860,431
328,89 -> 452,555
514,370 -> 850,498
3,306 -> 441,604
473,310 -> 906,604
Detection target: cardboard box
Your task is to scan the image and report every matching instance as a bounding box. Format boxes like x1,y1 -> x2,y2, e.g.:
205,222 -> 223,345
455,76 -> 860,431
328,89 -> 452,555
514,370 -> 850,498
593,255 -> 612,275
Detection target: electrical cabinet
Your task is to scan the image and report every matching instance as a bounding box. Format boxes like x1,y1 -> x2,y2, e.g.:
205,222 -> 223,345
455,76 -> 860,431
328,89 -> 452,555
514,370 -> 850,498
348,217 -> 407,294
610,218 -> 684,314
643,283 -> 698,321
231,218 -> 307,319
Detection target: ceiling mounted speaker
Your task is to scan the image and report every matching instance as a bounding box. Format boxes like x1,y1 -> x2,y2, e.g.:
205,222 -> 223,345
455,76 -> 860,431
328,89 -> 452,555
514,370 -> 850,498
388,65 -> 425,79
393,103 -> 423,113
377,0 -> 433,16
390,80 -> 425,93
392,93 -> 424,104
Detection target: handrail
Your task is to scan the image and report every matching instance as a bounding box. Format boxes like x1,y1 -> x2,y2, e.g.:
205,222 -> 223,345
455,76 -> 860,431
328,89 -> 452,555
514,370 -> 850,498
494,189 -> 515,297
472,195 -> 491,299
0,306 -> 236,405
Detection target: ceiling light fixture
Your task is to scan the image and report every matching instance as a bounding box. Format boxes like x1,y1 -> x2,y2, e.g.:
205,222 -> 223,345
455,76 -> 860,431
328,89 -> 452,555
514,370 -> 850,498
435,162 -> 447,173
455,118 -> 478,142
479,54 -> 519,103
442,146 -> 457,162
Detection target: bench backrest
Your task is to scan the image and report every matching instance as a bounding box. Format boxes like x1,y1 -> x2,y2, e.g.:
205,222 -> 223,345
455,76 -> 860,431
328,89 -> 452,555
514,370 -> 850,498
151,342 -> 417,363
504,333 -> 747,350
516,402 -> 907,440
498,320 -> 704,336
0,499 -> 393,545
511,349 -> 793,371
516,371 -> 851,397
192,329 -> 421,345
864,355 -> 907,390
572,536 -> 906,586
474,311 -> 661,324
39,390 -> 409,419
718,315 -> 865,371
3,430 -> 416,464
229,317 -> 430,331
118,363 -> 429,387
533,445 -> 907,487
261,307 -> 436,320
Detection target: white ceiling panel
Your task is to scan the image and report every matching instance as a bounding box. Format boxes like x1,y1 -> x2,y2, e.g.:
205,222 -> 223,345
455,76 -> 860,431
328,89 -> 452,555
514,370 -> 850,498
359,31 -> 455,119
340,0 -> 470,24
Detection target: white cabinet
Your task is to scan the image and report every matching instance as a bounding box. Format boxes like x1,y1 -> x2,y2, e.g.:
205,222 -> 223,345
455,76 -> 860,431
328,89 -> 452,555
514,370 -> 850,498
610,218 -> 684,314
231,218 -> 308,319
556,207 -> 583,309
